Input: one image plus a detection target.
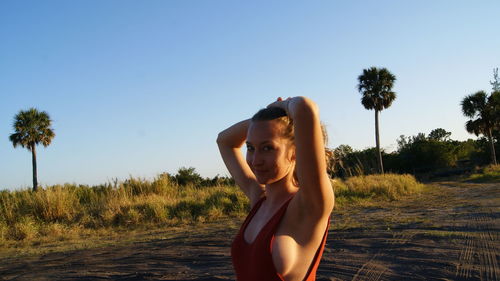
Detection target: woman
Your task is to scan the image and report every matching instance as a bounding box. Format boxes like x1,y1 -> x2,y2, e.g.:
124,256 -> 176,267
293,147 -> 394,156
216,96 -> 334,281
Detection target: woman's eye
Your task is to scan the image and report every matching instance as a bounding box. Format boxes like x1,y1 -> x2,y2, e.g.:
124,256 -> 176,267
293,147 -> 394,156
247,146 -> 254,152
263,146 -> 273,151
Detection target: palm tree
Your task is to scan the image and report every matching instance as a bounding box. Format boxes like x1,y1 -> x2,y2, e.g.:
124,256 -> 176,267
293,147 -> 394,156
461,91 -> 499,165
9,108 -> 55,191
357,67 -> 397,174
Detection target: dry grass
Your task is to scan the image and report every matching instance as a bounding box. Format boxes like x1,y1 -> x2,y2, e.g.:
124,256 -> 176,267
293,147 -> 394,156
0,175 -> 248,245
332,173 -> 425,207
0,173 -> 425,251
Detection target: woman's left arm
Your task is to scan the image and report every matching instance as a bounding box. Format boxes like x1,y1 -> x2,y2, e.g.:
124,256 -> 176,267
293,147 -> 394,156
269,97 -> 334,218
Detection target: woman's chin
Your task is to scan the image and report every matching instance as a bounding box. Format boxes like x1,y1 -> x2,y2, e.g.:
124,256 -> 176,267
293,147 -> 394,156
256,176 -> 283,185
255,170 -> 290,185
255,174 -> 273,185
256,177 -> 269,185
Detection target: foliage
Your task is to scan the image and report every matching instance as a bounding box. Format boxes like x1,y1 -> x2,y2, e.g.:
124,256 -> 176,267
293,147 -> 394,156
461,91 -> 498,135
466,165 -> 500,182
461,90 -> 499,164
396,131 -> 456,173
9,108 -> 55,149
170,167 -> 235,187
357,67 -> 397,111
466,137 -> 500,165
391,130 -> 495,173
428,128 -> 452,141
173,167 -> 203,186
329,128 -> 498,178
329,146 -> 383,178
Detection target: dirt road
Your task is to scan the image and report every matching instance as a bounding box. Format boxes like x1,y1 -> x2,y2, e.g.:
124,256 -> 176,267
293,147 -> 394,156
1,181 -> 498,280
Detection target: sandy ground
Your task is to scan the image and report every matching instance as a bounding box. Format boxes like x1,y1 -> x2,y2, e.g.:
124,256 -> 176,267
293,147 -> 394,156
0,181 -> 498,281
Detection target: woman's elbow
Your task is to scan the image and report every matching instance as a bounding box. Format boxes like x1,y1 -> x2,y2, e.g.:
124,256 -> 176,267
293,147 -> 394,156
216,131 -> 227,146
294,96 -> 319,116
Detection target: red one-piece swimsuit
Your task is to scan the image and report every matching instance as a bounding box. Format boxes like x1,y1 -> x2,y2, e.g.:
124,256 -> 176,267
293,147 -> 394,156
231,196 -> 329,281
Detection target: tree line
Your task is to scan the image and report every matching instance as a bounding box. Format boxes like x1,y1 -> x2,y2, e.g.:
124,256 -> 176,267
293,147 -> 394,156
328,128 -> 499,179
8,68 -> 499,191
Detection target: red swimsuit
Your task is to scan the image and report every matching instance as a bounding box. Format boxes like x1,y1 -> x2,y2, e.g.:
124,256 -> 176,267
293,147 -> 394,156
231,197 -> 329,281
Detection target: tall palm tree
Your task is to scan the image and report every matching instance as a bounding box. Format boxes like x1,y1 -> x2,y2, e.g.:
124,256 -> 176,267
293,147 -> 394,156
9,108 -> 55,191
461,91 -> 499,165
357,67 -> 397,174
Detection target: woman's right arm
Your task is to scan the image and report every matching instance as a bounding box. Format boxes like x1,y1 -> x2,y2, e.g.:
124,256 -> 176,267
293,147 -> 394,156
217,119 -> 264,207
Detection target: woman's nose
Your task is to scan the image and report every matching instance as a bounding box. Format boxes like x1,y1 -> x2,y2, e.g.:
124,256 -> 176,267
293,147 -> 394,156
252,152 -> 264,166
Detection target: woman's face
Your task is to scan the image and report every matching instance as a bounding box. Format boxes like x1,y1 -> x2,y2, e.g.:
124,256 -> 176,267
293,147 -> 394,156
246,120 -> 295,185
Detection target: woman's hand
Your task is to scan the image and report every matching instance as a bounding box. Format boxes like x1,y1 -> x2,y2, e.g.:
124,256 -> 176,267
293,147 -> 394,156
267,97 -> 292,115
267,96 -> 316,120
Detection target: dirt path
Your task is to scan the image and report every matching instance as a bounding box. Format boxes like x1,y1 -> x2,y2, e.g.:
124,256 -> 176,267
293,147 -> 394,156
324,181 -> 499,281
1,181 -> 498,280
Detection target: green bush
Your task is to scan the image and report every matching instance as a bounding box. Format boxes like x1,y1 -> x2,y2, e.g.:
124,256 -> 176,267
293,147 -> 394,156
173,167 -> 203,186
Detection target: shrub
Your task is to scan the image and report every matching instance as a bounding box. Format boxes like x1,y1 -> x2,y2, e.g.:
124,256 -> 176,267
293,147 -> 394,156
173,167 -> 203,186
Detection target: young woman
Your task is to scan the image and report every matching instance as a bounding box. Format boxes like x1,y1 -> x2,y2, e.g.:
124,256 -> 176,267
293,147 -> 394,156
216,96 -> 334,281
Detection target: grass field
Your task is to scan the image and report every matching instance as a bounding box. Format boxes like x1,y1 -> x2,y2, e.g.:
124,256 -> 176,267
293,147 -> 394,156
1,173 -> 424,250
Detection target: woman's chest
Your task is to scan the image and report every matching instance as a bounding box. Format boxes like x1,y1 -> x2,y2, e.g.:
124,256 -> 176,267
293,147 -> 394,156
243,206 -> 279,244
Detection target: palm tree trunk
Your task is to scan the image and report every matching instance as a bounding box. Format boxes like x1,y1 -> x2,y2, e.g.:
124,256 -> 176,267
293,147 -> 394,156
375,110 -> 384,174
31,144 -> 38,191
488,128 -> 498,165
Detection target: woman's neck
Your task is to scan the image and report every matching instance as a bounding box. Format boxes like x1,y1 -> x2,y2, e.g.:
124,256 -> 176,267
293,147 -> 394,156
264,173 -> 298,206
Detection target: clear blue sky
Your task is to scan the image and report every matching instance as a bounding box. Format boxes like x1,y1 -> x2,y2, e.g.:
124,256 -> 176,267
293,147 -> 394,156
1,0 -> 499,190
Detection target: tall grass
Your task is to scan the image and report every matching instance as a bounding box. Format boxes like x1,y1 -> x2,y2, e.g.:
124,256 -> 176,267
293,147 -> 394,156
0,175 -> 248,243
332,173 -> 425,206
0,173 -> 424,243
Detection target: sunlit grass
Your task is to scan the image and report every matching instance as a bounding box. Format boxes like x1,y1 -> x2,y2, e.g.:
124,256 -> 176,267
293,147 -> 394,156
0,172 -> 425,252
332,173 -> 425,207
0,175 -> 248,245
466,164 -> 500,182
